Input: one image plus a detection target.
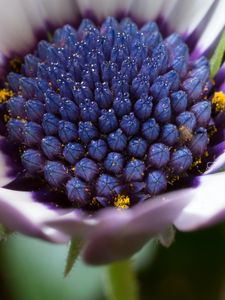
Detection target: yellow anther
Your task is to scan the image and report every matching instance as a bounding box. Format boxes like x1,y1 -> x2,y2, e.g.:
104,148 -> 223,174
179,126 -> 193,142
212,91 -> 225,112
0,88 -> 13,103
114,194 -> 130,209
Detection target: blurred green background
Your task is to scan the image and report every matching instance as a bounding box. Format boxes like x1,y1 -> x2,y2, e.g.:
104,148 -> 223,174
0,224 -> 225,300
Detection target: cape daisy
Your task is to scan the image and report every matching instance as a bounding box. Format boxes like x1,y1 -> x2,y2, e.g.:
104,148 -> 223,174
0,0 -> 224,265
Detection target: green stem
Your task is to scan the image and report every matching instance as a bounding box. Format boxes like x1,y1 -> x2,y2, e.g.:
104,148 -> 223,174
103,260 -> 139,300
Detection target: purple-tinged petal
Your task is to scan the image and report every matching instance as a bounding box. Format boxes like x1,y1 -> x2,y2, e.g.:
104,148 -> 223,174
213,63 -> 225,90
0,187 -> 83,243
162,0 -> 214,38
205,152 -> 225,175
76,0 -> 132,20
129,0 -> 164,22
191,0 -> 225,59
0,0 -> 46,55
41,0 -> 79,27
174,173 -> 225,231
46,188 -> 193,264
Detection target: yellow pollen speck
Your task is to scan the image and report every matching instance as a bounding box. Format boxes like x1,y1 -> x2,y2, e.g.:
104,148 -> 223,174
114,194 -> 130,209
212,91 -> 225,112
0,89 -> 13,103
191,158 -> 202,168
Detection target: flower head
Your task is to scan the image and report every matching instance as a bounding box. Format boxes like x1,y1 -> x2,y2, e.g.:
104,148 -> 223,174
0,0 -> 224,265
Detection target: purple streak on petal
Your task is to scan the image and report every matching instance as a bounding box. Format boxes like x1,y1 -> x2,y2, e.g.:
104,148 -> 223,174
184,0 -> 218,54
175,173 -> 225,231
214,63 -> 225,89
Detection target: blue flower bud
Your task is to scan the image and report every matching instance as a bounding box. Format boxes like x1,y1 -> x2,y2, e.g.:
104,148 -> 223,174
24,54 -> 39,77
134,95 -> 153,121
8,72 -> 21,92
148,143 -> 170,168
96,174 -> 121,197
189,127 -> 208,156
176,111 -> 196,131
146,170 -> 167,195
142,118 -> 160,142
161,123 -> 179,146
154,97 -> 171,123
107,129 -> 127,151
59,98 -> 79,122
99,109 -> 118,134
88,139 -> 108,161
58,120 -> 78,144
94,82 -> 113,109
7,96 -> 26,118
66,177 -> 90,205
41,136 -> 62,159
25,99 -> 45,122
44,161 -> 69,187
183,77 -> 202,101
63,142 -> 84,164
19,77 -> 35,99
104,152 -> 124,174
113,93 -> 132,117
80,99 -> 100,122
121,58 -> 138,82
24,121 -> 43,146
124,159 -> 145,181
38,40 -> 50,61
7,119 -> 25,142
128,137 -> 148,158
21,149 -> 44,173
171,90 -> 188,113
78,121 -> 98,143
170,147 -> 193,173
190,101 -> 211,127
45,90 -> 62,114
42,113 -> 59,135
75,158 -> 99,181
131,74 -> 150,98
120,112 -> 140,136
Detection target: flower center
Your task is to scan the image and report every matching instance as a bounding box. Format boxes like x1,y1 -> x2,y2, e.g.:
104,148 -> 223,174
5,17 -> 212,209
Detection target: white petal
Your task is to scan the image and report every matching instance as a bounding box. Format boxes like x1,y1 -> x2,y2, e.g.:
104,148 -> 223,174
163,0 -> 214,35
76,0 -> 133,19
0,0 -> 46,55
174,173 -> 225,231
0,187 -> 74,242
129,0 -> 164,21
193,0 -> 225,56
41,0 -> 78,25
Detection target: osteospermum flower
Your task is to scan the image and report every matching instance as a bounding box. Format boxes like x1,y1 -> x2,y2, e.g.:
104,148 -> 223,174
0,0 -> 225,266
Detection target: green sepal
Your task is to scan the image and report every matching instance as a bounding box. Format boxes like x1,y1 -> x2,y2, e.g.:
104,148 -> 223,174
210,29 -> 225,78
103,260 -> 139,300
0,224 -> 13,241
158,225 -> 176,247
64,238 -> 83,277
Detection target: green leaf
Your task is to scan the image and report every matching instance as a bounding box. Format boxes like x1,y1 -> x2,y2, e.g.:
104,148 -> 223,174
103,260 -> 139,300
210,29 -> 225,78
64,238 -> 83,277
